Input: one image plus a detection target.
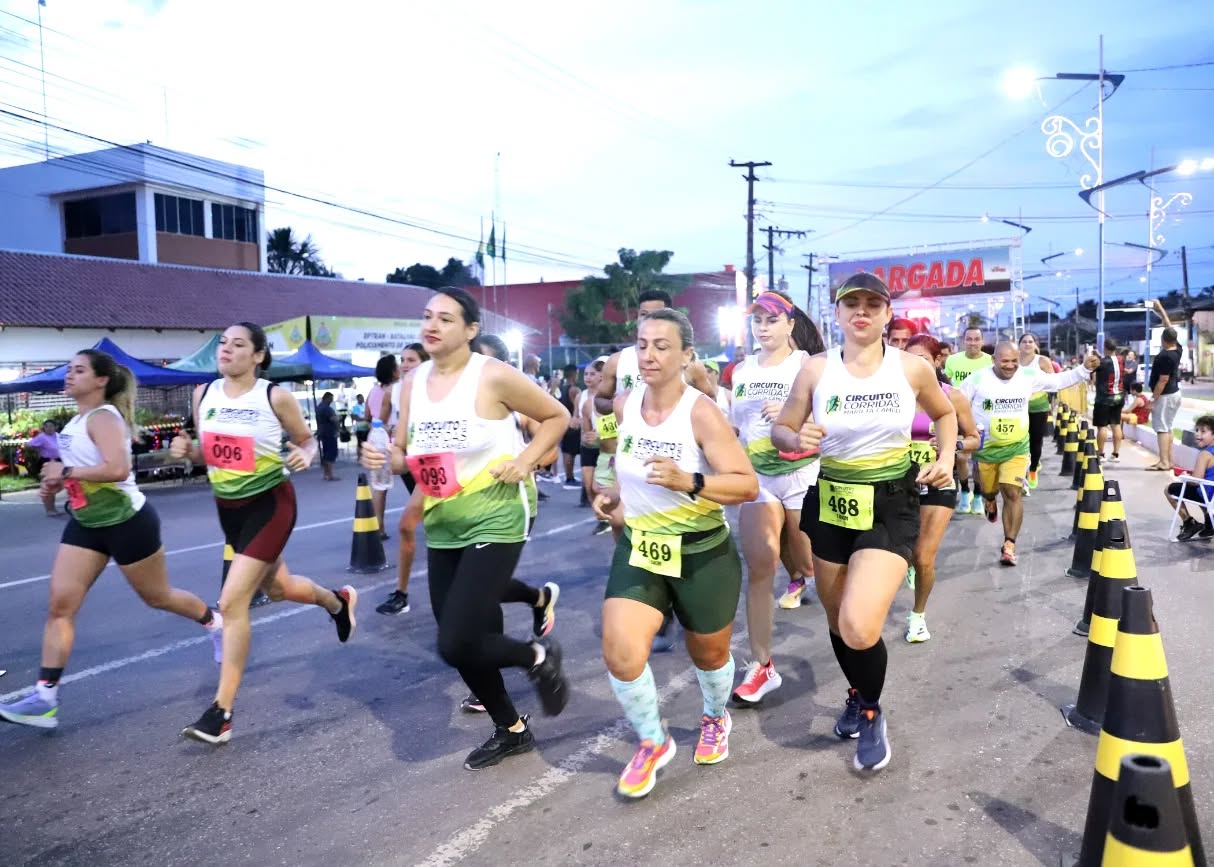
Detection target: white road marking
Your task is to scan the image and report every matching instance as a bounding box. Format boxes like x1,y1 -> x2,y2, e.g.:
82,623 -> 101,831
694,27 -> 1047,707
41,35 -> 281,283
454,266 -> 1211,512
0,517 -> 595,704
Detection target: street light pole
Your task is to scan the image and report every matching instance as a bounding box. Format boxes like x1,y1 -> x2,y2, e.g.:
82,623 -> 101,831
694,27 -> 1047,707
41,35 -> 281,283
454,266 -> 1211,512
1096,35 -> 1106,351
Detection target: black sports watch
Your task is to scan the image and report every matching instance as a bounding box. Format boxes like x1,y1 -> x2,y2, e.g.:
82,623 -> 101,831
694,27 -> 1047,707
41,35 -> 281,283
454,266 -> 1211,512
688,472 -> 705,500
62,465 -> 73,479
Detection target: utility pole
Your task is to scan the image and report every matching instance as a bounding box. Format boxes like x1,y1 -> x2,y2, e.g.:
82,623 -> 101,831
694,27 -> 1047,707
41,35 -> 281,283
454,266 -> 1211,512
729,159 -> 771,305
800,252 -> 817,315
762,226 -> 810,294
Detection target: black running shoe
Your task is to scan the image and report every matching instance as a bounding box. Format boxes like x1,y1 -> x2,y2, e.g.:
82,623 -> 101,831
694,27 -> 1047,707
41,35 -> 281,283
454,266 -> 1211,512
460,694 -> 487,713
854,706 -> 891,771
330,585 -> 358,643
532,582 -> 560,639
181,702 -> 232,745
834,688 -> 862,739
1177,518 -> 1203,542
464,715 -> 535,770
375,590 -> 410,616
529,637 -> 569,716
592,520 -> 611,536
1200,522 -> 1214,539
249,591 -> 272,608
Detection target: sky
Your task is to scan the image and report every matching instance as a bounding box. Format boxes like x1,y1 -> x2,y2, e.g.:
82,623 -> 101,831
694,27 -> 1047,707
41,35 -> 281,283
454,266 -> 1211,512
0,0 -> 1212,328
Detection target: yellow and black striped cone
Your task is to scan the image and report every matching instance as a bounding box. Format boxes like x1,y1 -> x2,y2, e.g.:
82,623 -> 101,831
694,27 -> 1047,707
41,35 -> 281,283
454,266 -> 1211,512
1062,483 -> 1136,733
1069,446 -> 1092,539
220,543 -> 234,589
1067,452 -> 1104,577
1074,482 -> 1128,637
1073,432 -> 1094,490
348,473 -> 391,573
1056,408 -> 1070,454
1075,586 -> 1205,866
1101,755 -> 1195,867
1061,424 -> 1079,476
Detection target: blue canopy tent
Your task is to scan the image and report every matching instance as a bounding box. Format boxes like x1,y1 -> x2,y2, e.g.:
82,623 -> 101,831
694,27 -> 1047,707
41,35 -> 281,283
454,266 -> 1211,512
0,337 -> 212,395
273,340 -> 375,380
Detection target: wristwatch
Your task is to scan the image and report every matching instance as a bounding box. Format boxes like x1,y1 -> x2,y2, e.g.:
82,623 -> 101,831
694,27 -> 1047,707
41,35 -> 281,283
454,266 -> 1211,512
62,466 -> 73,479
688,472 -> 705,500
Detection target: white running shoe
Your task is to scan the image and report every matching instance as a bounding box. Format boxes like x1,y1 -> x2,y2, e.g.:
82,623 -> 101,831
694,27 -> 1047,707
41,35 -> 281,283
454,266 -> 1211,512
905,612 -> 931,644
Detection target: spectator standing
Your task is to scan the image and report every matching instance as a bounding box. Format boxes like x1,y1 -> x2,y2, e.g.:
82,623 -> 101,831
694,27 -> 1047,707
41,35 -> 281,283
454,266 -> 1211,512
316,392 -> 340,481
1148,327 -> 1184,471
27,420 -> 63,516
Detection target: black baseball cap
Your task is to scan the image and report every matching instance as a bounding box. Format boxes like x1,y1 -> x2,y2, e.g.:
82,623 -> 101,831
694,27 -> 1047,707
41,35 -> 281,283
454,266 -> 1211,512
835,272 -> 891,302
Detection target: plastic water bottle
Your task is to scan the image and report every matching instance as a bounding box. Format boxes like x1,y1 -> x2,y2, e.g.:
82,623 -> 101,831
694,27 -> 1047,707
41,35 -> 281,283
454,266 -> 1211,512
368,419 -> 393,491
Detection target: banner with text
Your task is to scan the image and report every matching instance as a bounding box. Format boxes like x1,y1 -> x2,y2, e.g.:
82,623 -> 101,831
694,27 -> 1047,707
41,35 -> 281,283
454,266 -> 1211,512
266,317 -> 423,354
828,246 -> 1012,300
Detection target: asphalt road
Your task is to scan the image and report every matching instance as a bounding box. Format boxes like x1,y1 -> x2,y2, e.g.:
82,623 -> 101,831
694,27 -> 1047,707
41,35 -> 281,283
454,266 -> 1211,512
1,446 -> 1211,867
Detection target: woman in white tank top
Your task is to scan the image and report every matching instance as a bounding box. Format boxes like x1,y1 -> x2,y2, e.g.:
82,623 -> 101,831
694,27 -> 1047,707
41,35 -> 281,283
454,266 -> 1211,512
0,350 -> 221,733
173,323 -> 358,746
772,273 -> 957,774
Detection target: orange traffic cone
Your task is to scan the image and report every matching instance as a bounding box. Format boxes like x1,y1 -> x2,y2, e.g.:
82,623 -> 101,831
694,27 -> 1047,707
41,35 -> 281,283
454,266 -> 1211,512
349,473 -> 391,573
1073,586 -> 1205,866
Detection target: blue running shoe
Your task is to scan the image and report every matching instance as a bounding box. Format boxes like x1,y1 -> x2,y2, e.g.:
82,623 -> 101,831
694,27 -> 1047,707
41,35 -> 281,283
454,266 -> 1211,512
0,692 -> 59,729
854,706 -> 891,771
834,688 -> 862,739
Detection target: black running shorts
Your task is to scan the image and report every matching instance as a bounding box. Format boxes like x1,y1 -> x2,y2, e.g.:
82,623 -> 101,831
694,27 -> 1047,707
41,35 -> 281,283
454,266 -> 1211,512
215,480 -> 297,563
61,503 -> 162,566
560,428 -> 581,456
800,464 -> 921,566
579,445 -> 600,467
919,484 -> 958,510
1092,402 -> 1123,428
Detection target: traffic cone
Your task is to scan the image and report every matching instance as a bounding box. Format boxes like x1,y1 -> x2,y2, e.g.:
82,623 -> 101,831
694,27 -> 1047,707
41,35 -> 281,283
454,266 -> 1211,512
1073,432 -> 1094,490
1067,453 -> 1104,578
1056,408 -> 1070,454
1062,483 -> 1136,733
1061,425 -> 1079,476
220,543 -> 234,588
1074,586 -> 1205,866
1073,482 -> 1128,636
349,473 -> 391,573
1100,755 -> 1196,867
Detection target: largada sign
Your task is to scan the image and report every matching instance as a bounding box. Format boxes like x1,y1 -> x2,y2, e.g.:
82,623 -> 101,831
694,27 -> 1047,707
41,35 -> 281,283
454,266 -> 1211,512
828,246 -> 1011,300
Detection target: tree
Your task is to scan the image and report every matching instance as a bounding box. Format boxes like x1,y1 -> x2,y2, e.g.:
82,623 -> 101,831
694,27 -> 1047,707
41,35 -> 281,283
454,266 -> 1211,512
266,227 -> 335,277
386,258 -> 479,288
559,248 -> 675,343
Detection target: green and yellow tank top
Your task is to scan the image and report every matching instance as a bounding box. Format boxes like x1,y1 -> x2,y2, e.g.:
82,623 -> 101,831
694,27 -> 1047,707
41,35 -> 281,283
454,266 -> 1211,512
59,405 -> 146,528
197,379 -> 287,500
730,349 -> 815,476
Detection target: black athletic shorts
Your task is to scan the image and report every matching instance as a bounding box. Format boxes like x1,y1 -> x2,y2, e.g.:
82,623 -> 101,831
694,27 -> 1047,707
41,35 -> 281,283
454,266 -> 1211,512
560,428 -> 581,456
401,471 -> 416,494
919,484 -> 958,510
1092,402 -> 1123,428
579,445 -> 600,468
215,479 -> 297,563
62,503 -> 162,566
800,464 -> 921,566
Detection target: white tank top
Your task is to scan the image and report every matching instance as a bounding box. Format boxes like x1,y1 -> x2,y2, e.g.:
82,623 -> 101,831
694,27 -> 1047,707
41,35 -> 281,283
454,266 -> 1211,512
615,346 -> 641,396
406,353 -> 534,548
616,384 -> 724,535
730,349 -> 814,476
197,378 -> 287,500
812,347 -> 915,483
59,404 -> 145,528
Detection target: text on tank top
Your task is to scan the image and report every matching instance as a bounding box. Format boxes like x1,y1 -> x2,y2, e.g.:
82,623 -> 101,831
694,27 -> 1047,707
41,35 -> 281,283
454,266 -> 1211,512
813,346 -> 915,483
910,382 -> 950,466
730,350 -> 815,475
616,385 -> 724,537
197,379 -> 286,500
406,353 -> 535,548
615,346 -> 641,396
59,404 -> 146,527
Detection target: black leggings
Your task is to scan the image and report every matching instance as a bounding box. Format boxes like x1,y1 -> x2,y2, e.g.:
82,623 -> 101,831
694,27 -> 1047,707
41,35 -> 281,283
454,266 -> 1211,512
1028,411 -> 1048,472
428,542 -> 536,728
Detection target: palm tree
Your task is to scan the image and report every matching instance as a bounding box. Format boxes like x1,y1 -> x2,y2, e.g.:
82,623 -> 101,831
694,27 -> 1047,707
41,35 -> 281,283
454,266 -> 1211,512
266,227 -> 334,276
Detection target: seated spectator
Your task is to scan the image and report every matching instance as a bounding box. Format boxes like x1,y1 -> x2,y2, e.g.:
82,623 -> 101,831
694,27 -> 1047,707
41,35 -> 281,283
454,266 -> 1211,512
1165,414 -> 1214,541
1121,383 -> 1150,426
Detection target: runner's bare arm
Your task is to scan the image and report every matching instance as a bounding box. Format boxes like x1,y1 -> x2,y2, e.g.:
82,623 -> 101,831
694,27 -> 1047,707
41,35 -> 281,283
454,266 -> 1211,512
907,355 -> 957,487
170,383 -> 207,463
948,388 -> 982,453
270,386 -> 319,472
595,351 -> 620,415
687,396 -> 759,505
68,409 -> 133,482
771,357 -> 823,454
487,359 -> 569,476
686,360 -> 715,398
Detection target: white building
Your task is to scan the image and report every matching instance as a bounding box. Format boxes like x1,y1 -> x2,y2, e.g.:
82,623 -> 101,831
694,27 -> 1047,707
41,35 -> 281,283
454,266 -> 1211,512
0,143 -> 266,272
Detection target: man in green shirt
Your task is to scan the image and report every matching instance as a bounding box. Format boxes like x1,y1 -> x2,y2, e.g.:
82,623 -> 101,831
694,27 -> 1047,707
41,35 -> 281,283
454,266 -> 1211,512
944,327 -> 993,514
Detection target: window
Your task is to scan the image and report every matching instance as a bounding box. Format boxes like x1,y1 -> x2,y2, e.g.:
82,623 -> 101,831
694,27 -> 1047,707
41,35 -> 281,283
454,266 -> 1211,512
154,193 -> 204,237
211,203 -> 258,243
63,192 -> 136,239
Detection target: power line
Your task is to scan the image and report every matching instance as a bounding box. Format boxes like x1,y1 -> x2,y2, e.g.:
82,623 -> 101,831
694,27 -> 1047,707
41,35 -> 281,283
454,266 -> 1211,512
1112,60 -> 1214,72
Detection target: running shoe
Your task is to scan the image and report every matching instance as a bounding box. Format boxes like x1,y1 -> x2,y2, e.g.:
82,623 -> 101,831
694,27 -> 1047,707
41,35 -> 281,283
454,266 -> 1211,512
592,520 -> 612,536
0,692 -> 58,729
250,591 -> 272,608
1177,519 -> 1204,542
375,590 -> 410,616
904,566 -> 916,590
651,613 -> 675,653
778,577 -> 806,609
537,489 -> 550,502
954,491 -> 972,514
731,660 -> 783,704
562,479 -> 581,490
999,541 -> 1017,566
330,585 -> 358,643
694,711 -> 732,765
1200,522 -> 1214,540
905,612 -> 931,644
1108,453 -> 1121,464
460,694 -> 487,713
532,582 -> 560,639
970,495 -> 986,516
1027,470 -> 1039,489
854,706 -> 891,771
208,611 -> 224,664
528,637 -> 569,716
181,702 -> 232,745
617,731 -> 676,798
834,688 -> 863,740
984,498 -> 999,524
464,715 -> 535,770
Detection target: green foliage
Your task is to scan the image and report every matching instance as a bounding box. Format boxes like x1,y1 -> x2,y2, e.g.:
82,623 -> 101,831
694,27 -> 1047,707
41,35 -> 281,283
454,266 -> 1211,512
266,227 -> 336,277
560,249 -> 675,343
387,258 -> 479,288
